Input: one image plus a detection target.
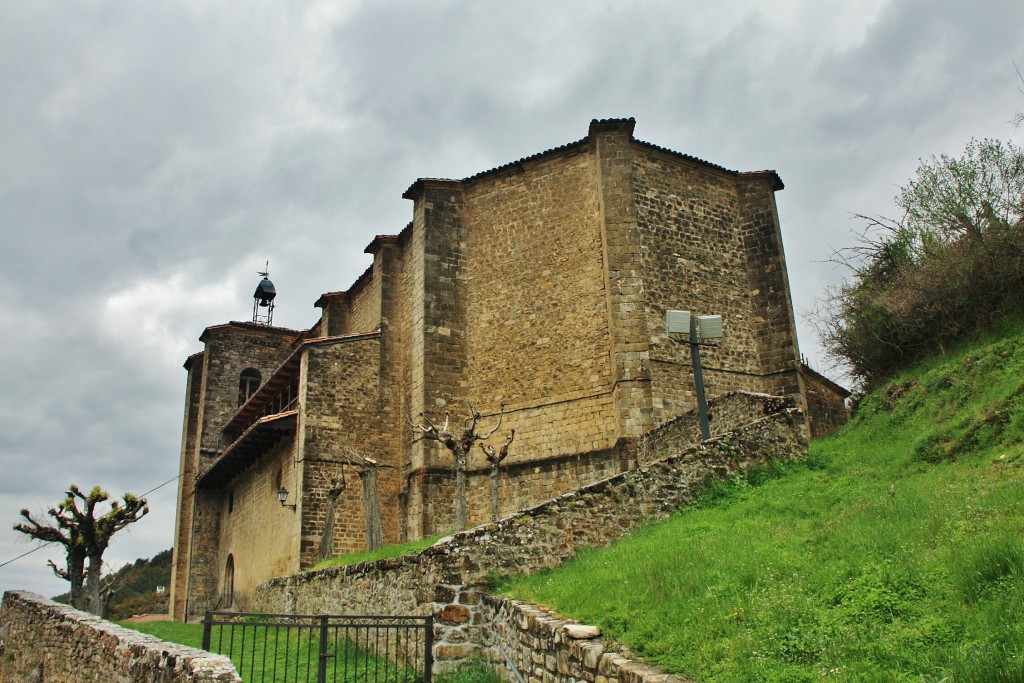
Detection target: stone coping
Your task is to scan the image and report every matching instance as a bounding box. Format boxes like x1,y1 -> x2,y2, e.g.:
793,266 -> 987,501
0,590 -> 241,682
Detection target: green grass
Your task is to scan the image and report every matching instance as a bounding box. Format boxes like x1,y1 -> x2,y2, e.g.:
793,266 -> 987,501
310,535 -> 448,571
121,620 -> 428,682
435,662 -> 503,683
119,620 -> 204,649
499,316 -> 1024,682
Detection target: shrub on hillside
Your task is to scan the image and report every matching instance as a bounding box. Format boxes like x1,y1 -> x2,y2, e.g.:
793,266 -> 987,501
817,138 -> 1024,389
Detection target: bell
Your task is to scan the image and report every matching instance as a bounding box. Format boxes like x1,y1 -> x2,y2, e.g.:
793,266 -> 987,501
254,277 -> 277,307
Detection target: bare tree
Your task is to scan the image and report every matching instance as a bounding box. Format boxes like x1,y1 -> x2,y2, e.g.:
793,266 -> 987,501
358,460 -> 383,551
14,485 -> 148,615
411,403 -> 507,531
316,447 -> 384,562
318,475 -> 347,564
480,430 -> 515,521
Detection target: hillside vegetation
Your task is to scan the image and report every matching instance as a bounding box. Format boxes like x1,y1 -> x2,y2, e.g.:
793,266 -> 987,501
54,549 -> 171,620
818,137 -> 1024,389
500,317 -> 1024,682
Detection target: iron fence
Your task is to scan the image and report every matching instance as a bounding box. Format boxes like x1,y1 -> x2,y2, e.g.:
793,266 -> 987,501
202,611 -> 433,683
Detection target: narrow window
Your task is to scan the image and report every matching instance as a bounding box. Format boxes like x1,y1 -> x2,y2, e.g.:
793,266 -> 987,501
238,368 -> 261,406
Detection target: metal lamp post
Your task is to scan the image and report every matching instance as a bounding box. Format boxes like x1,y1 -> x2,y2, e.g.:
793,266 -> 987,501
666,310 -> 724,441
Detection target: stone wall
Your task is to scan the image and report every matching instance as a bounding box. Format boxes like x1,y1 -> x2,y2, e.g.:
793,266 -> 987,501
170,353 -> 204,621
0,591 -> 241,683
254,406 -> 806,676
482,596 -> 693,683
195,324 -> 298,459
299,336 -> 399,566
637,391 -> 793,463
461,139 -> 619,460
412,392 -> 794,531
212,435 -> 298,611
633,145 -> 765,425
737,174 -> 804,401
799,364 -> 849,438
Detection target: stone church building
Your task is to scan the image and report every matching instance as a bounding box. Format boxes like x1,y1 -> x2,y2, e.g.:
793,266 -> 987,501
169,118 -> 847,621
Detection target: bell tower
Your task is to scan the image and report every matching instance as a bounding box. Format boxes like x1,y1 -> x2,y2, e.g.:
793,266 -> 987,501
252,263 -> 277,326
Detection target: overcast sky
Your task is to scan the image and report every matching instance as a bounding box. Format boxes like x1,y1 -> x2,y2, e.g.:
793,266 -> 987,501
1,0 -> 1022,601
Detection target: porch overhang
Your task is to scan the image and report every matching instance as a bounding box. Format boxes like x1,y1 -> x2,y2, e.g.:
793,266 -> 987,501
196,411 -> 298,490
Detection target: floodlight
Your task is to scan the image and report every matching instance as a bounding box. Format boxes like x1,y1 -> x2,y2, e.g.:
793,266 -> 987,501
698,315 -> 724,339
665,309 -> 691,335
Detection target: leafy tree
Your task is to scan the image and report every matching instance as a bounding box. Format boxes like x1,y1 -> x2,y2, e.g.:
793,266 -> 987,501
14,485 -> 148,615
818,138 -> 1024,388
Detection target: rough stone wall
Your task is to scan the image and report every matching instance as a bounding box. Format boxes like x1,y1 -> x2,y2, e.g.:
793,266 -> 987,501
737,175 -> 804,401
405,181 -> 470,538
347,268 -> 382,334
418,440 -> 632,532
633,146 -> 770,428
375,236 -> 415,543
170,355 -> 204,621
637,392 -> 793,463
460,143 -> 619,465
592,121 -> 657,442
255,408 -> 806,674
800,366 -> 849,438
317,293 -> 349,337
195,325 -> 298,460
184,488 -> 225,622
482,596 -> 693,683
0,591 -> 241,682
299,336 -> 398,567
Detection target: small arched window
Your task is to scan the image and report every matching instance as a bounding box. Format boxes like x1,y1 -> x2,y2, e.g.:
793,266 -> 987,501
238,368 -> 261,406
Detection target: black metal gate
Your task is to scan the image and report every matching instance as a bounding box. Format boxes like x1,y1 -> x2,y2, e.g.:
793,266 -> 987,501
202,611 -> 433,683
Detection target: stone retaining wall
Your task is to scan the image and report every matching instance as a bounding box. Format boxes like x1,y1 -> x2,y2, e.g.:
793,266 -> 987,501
255,407 -> 806,679
0,591 -> 241,683
481,596 -> 695,683
637,391 -> 793,463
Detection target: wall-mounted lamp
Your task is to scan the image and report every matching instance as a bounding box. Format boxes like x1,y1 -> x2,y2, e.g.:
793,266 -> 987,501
666,310 -> 725,441
277,486 -> 296,511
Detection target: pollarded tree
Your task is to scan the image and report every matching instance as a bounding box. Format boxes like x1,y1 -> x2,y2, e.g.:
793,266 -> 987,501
15,500 -> 87,610
411,403 -> 508,531
14,485 -> 148,615
480,430 -> 515,522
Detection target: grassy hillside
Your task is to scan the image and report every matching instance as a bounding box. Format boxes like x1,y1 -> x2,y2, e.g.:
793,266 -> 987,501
500,317 -> 1024,682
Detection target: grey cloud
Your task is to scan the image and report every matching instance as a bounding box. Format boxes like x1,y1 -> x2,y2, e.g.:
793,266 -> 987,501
2,0 -> 1023,599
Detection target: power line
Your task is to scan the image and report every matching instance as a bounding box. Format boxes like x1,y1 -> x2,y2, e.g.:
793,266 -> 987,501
0,544 -> 47,569
140,473 -> 182,498
0,471 -> 183,570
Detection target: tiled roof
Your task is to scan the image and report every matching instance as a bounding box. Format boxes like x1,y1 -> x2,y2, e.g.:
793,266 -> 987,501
196,411 -> 298,489
461,137 -> 589,184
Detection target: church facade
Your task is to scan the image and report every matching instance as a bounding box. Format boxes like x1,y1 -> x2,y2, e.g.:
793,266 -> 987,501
169,118 -> 847,621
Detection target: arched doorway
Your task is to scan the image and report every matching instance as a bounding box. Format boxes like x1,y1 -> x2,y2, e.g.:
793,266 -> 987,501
223,554 -> 235,608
